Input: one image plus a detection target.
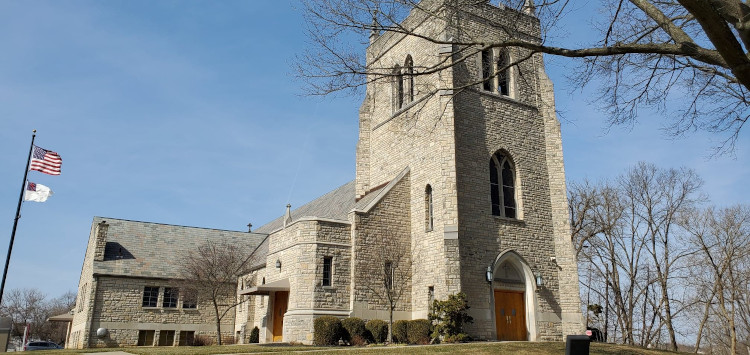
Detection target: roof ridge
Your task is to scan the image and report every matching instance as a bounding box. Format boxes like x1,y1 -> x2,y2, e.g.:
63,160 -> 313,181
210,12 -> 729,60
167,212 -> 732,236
93,216 -> 262,234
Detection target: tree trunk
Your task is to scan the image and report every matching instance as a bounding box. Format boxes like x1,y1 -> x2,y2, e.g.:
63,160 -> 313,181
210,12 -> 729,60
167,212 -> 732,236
388,303 -> 394,343
693,283 -> 717,353
213,300 -> 223,346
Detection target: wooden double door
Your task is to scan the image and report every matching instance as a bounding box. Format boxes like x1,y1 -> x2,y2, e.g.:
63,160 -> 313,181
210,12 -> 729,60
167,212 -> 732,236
272,291 -> 289,342
494,290 -> 527,341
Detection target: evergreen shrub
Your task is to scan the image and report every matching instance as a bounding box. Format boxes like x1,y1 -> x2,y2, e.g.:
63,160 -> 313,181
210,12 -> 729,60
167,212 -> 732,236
429,292 -> 474,341
313,316 -> 342,346
407,319 -> 432,344
249,326 -> 259,343
341,317 -> 367,345
392,320 -> 409,343
365,319 -> 388,344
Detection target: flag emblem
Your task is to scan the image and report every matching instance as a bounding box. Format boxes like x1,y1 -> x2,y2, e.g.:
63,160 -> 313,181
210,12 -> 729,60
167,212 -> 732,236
29,146 -> 62,175
24,181 -> 53,202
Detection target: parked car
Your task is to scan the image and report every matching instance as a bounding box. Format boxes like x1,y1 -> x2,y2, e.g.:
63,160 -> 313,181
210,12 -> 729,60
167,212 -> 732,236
24,341 -> 63,351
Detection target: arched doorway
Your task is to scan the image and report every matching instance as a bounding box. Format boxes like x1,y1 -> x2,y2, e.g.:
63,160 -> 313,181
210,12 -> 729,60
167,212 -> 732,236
490,250 -> 537,341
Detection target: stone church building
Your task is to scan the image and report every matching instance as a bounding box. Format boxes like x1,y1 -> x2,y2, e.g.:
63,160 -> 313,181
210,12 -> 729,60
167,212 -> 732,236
234,0 -> 583,345
68,0 -> 582,348
68,218 -> 265,348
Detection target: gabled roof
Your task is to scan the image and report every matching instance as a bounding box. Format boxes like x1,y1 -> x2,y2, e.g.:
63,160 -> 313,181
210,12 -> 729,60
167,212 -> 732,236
254,180 -> 356,234
254,167 -> 410,235
91,217 -> 266,279
249,169 -> 409,269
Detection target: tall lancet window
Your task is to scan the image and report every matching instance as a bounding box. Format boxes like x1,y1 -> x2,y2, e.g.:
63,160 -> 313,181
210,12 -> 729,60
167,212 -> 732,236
404,55 -> 414,103
496,50 -> 510,96
490,151 -> 517,218
425,185 -> 434,231
481,49 -> 493,91
393,65 -> 404,111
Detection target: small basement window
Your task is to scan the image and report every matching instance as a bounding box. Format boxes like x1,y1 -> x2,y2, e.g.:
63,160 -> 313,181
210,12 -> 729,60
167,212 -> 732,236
137,330 -> 155,346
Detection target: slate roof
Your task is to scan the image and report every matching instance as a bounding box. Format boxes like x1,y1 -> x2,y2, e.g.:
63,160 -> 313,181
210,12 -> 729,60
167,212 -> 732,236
255,180 -> 357,234
91,217 -> 266,279
248,178 -> 389,268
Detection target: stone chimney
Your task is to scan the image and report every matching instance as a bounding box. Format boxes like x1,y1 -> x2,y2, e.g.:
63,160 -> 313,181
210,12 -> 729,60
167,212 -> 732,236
93,220 -> 108,261
283,204 -> 292,228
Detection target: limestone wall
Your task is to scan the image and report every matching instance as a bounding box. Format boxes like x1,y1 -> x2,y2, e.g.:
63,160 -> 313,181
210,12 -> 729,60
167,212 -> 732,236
351,172 -> 413,320
86,276 -> 234,347
69,220 -> 104,349
359,2 -> 463,319
260,219 -> 352,344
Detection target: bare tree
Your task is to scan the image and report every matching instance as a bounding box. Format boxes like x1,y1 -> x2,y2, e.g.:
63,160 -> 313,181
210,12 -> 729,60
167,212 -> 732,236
180,241 -> 256,345
0,289 -> 75,345
623,162 -> 703,351
0,288 -> 46,338
681,205 -> 750,355
571,162 -> 703,350
299,0 -> 750,152
360,234 -> 412,343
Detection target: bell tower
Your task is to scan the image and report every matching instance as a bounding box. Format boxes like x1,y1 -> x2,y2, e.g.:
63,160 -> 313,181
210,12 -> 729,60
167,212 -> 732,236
356,0 -> 583,340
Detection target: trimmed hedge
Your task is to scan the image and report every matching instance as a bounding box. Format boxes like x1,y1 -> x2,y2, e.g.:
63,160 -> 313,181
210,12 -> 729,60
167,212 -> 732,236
365,319 -> 388,344
341,317 -> 367,345
392,320 -> 409,343
444,333 -> 470,343
407,319 -> 432,344
249,326 -> 259,343
314,316 -> 343,346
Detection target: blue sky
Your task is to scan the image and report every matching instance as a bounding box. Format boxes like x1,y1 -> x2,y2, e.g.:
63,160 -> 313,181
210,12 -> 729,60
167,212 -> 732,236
0,1 -> 747,299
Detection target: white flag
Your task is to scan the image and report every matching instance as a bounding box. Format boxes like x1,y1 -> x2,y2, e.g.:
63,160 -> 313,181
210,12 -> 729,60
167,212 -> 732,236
24,182 -> 53,202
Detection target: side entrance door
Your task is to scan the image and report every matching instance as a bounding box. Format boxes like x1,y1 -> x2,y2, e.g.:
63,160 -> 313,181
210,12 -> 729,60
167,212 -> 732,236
494,290 -> 527,341
272,291 -> 289,342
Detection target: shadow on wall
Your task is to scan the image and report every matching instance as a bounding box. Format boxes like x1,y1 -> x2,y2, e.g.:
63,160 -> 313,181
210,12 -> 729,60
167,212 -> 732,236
103,242 -> 135,260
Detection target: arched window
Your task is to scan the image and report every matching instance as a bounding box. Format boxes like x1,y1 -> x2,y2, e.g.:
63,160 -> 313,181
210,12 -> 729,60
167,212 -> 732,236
490,151 -> 517,218
496,50 -> 510,96
404,55 -> 414,103
425,184 -> 434,231
481,48 -> 493,91
393,65 -> 404,111
479,49 -> 512,96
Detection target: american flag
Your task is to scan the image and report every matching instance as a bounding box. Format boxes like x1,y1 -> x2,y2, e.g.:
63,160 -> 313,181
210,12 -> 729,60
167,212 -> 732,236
29,145 -> 62,175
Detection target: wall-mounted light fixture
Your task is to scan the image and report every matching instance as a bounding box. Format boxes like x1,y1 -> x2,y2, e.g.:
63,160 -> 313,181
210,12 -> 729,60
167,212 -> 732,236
534,272 -> 543,289
275,259 -> 282,269
486,266 -> 493,283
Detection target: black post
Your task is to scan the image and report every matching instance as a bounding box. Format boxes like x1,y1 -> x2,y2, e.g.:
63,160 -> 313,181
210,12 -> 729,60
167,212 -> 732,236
0,130 -> 36,305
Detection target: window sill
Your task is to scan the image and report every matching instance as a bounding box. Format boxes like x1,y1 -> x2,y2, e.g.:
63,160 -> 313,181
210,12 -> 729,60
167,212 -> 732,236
322,286 -> 335,291
475,88 -> 536,110
492,215 -> 525,225
374,92 -> 432,131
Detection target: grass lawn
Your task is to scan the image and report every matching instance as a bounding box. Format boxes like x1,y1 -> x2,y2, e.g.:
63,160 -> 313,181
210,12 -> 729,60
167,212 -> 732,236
26,342 -> 686,355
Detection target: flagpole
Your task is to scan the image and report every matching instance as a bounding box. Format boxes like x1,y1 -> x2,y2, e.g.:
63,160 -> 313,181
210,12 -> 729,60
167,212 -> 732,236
0,130 -> 36,305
